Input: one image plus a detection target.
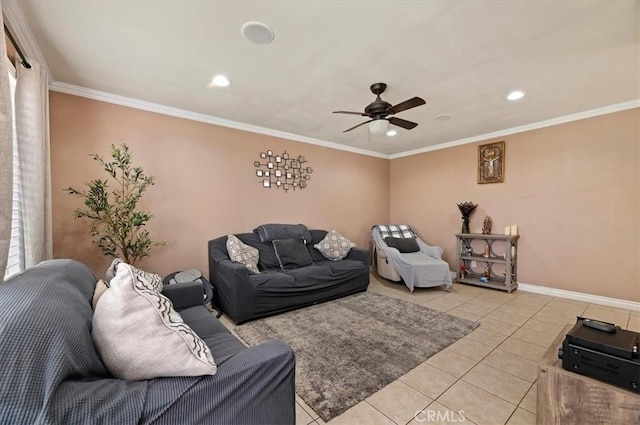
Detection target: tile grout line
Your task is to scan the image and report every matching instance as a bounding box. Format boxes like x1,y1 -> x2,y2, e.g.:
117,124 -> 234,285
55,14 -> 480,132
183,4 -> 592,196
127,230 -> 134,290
362,398 -> 416,425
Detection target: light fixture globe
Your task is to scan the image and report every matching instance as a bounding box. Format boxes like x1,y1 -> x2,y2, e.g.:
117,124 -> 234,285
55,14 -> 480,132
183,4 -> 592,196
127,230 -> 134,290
507,90 -> 525,101
369,119 -> 389,136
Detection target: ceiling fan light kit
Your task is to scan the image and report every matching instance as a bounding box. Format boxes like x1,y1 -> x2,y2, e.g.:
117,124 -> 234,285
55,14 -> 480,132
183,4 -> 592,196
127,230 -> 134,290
369,119 -> 389,136
333,82 -> 426,136
507,90 -> 526,101
207,74 -> 232,88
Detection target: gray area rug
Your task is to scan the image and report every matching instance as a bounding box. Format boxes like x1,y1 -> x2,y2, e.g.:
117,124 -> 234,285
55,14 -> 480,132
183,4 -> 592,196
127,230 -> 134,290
235,292 -> 479,422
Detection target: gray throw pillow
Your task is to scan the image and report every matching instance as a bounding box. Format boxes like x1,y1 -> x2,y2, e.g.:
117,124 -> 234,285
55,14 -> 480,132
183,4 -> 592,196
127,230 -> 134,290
384,237 -> 420,253
272,238 -> 314,270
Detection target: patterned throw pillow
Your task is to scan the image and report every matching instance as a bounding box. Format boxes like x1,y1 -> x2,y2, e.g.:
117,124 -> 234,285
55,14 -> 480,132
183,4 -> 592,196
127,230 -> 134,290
92,263 -> 217,380
105,258 -> 163,292
226,235 -> 260,274
314,229 -> 356,261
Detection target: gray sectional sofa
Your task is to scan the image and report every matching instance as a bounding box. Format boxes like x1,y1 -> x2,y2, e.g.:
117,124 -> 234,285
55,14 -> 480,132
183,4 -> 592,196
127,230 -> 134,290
208,225 -> 370,324
0,259 -> 295,424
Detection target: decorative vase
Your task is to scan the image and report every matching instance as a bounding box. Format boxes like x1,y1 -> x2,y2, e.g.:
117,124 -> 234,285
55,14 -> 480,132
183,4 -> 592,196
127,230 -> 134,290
457,202 -> 477,234
462,217 -> 470,234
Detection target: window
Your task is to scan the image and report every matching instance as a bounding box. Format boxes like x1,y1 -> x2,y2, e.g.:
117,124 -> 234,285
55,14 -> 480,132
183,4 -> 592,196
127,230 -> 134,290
5,63 -> 24,279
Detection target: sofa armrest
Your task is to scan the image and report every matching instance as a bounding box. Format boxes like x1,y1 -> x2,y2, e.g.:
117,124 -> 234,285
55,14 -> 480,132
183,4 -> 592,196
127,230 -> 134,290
162,281 -> 204,310
208,259 -> 253,324
142,340 -> 296,425
346,247 -> 370,268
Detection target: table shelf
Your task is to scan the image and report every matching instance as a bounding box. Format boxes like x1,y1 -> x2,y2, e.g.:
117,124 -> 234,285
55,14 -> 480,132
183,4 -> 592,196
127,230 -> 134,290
455,233 -> 519,293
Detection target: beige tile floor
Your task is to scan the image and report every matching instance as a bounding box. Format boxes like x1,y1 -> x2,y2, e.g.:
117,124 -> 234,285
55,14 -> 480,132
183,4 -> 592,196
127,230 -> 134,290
222,274 -> 639,425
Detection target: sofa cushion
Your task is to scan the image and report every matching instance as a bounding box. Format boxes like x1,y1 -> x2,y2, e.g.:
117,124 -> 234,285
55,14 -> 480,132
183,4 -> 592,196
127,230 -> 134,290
254,223 -> 312,243
202,333 -> 248,365
226,235 -> 260,274
314,229 -> 356,261
236,233 -> 281,270
179,305 -> 231,338
309,229 -> 329,262
92,263 -> 217,380
178,306 -> 247,364
273,238 -> 314,270
248,269 -> 296,288
291,260 -> 367,282
384,236 -> 420,253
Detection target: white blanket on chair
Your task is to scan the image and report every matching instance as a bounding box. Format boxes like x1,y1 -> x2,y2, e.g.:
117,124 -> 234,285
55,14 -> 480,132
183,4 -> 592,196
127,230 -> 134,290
372,228 -> 452,292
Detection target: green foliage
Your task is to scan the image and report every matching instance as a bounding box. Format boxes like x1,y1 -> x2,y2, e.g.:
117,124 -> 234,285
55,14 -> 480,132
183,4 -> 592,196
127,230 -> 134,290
66,143 -> 165,265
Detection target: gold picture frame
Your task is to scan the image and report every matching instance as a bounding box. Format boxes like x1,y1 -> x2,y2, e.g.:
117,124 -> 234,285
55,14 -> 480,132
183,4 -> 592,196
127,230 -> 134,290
478,141 -> 505,184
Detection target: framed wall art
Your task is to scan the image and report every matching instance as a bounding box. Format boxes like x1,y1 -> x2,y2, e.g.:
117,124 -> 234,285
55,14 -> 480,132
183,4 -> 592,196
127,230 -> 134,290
478,141 -> 505,184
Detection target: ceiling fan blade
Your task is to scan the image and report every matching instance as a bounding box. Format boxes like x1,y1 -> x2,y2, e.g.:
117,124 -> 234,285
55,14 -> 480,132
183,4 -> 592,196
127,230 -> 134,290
388,116 -> 418,130
333,110 -> 369,116
343,119 -> 373,133
388,97 -> 426,115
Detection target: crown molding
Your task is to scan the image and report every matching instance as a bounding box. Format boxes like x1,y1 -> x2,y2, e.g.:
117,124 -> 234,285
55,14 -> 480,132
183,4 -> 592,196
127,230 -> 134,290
49,81 -> 390,159
391,99 -> 640,159
518,281 -> 640,312
2,0 -> 51,77
48,80 -> 638,161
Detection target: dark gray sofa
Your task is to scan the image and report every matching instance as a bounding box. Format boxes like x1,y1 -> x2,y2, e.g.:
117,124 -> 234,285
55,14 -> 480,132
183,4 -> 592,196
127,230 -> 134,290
208,227 -> 370,324
0,259 -> 295,424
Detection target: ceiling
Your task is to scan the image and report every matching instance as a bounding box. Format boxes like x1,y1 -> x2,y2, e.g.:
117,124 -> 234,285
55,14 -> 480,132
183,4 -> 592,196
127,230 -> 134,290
14,0 -> 640,156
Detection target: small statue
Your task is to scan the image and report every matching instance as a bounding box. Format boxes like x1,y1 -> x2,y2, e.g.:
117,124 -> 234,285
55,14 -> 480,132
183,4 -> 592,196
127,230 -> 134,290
482,216 -> 492,234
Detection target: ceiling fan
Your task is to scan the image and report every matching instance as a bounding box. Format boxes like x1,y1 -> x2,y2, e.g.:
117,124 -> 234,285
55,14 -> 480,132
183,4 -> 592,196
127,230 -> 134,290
333,83 -> 426,135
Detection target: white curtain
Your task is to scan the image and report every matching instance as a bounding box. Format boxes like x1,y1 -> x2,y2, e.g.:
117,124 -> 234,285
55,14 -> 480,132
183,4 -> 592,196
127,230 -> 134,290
15,61 -> 52,268
0,7 -> 14,281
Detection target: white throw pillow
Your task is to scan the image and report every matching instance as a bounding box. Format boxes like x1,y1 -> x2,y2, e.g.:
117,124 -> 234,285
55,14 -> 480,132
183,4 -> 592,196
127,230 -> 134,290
314,229 -> 356,261
92,263 -> 217,380
226,235 -> 260,274
105,258 -> 163,292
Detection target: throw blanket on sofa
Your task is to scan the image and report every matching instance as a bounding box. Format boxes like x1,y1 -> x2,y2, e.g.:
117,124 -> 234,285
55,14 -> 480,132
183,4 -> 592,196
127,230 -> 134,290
372,227 -> 452,292
0,260 -> 296,425
373,224 -> 418,239
0,260 -> 149,424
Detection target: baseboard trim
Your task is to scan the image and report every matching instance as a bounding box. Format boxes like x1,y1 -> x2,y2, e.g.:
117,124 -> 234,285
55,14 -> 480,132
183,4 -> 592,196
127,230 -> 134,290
517,282 -> 640,312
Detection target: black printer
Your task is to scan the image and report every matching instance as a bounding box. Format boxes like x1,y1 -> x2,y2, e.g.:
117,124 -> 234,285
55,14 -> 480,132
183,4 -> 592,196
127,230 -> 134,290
558,317 -> 640,393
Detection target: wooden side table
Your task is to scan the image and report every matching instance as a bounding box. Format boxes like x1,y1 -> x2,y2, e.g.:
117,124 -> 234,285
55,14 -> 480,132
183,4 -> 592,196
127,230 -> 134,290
537,324 -> 640,424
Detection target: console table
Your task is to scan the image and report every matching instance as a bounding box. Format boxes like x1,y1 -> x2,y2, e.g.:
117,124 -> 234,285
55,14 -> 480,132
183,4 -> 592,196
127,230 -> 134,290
455,233 -> 519,292
537,325 -> 640,424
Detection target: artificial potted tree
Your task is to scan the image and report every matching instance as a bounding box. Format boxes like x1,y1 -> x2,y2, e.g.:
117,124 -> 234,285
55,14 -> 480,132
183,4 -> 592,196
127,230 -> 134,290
66,143 -> 165,266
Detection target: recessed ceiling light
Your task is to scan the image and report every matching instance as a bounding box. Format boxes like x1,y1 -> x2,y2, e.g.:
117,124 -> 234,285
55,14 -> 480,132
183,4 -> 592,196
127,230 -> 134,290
434,114 -> 452,121
507,90 -> 525,101
207,74 -> 232,88
241,21 -> 275,45
386,129 -> 397,137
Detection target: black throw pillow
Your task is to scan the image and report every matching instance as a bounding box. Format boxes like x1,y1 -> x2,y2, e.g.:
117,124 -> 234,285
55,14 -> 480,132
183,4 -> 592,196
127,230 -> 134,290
384,237 -> 420,253
272,238 -> 314,270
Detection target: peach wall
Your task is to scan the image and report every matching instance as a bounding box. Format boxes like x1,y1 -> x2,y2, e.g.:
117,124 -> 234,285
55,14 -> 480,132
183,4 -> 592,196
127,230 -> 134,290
50,92 -> 390,277
390,109 -> 640,301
